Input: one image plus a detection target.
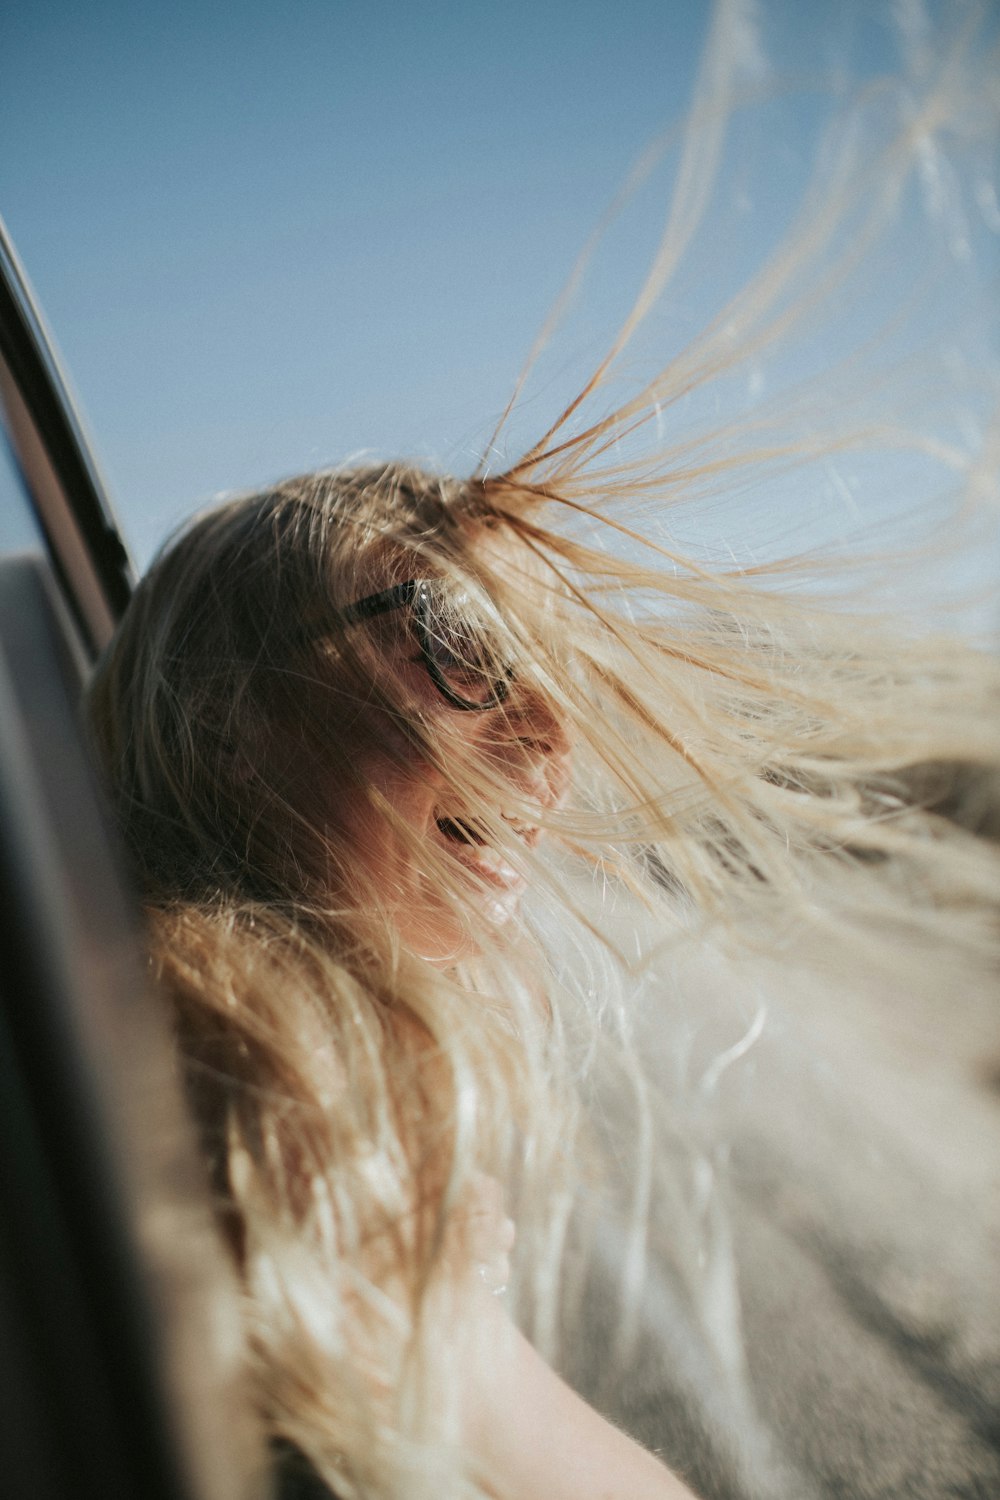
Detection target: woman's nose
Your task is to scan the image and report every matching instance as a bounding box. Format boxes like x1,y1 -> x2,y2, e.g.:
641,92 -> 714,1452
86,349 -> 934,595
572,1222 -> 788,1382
502,678 -> 573,763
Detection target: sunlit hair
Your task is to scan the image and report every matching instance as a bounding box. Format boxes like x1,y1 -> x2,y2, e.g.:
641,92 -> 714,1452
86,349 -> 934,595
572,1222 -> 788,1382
87,4 -> 999,1496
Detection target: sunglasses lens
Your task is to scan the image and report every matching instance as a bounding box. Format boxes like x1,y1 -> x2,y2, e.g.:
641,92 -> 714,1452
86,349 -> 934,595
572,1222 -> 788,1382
417,583 -> 511,709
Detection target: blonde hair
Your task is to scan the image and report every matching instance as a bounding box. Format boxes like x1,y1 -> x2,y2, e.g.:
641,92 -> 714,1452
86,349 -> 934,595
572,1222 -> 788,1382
88,5 -> 999,1496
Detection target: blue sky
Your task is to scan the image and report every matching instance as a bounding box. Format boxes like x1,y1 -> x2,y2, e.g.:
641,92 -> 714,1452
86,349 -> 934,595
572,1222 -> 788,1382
2,0 -> 997,621
2,1 -> 708,559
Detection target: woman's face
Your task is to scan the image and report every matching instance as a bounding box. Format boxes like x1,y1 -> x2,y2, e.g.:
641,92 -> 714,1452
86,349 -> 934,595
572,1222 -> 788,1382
315,525 -> 573,963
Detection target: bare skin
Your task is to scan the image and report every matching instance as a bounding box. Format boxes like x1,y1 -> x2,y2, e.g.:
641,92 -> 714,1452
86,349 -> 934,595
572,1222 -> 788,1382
325,525 -> 699,1497
465,1288 -> 698,1500
448,1182 -> 698,1500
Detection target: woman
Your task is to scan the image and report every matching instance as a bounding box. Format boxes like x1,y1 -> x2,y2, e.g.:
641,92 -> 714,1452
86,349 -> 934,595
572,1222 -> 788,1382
87,462 -> 999,1498
87,9 -> 1000,1498
89,464 -> 719,1498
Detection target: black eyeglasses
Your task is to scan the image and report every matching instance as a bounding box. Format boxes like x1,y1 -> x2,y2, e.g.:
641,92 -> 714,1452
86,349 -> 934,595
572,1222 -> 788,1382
339,577 -> 514,712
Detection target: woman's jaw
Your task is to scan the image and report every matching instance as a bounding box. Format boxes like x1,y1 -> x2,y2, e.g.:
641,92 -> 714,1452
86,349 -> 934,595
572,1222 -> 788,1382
432,809 -> 533,931
377,716 -> 570,965
373,782 -> 552,961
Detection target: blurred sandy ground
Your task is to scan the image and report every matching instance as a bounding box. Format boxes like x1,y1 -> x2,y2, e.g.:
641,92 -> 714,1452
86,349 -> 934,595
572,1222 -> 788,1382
550,897 -> 1000,1499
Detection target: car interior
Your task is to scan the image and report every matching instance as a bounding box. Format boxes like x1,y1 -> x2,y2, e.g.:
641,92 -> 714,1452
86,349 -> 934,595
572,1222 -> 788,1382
0,215 -> 262,1500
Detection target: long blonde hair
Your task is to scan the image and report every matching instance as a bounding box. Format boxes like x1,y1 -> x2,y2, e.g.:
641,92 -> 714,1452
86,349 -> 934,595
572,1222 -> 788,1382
88,3 -> 999,1495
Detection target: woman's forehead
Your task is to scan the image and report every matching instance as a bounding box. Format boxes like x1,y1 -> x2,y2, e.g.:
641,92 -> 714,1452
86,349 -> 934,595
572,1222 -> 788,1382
470,523 -> 548,591
349,521 -> 549,600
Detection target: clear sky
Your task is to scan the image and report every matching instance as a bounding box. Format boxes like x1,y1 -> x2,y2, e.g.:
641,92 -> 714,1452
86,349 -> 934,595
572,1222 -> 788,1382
2,0 -> 997,618
1,0 -> 707,559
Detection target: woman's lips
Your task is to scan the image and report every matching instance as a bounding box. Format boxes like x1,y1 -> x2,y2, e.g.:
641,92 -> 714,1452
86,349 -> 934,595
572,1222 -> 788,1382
434,815 -> 529,896
436,816 -> 484,845
436,813 -> 540,848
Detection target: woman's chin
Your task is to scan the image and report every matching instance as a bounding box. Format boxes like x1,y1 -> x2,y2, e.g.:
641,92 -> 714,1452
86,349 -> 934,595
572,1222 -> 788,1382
482,884 -> 524,927
398,887 -> 523,967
